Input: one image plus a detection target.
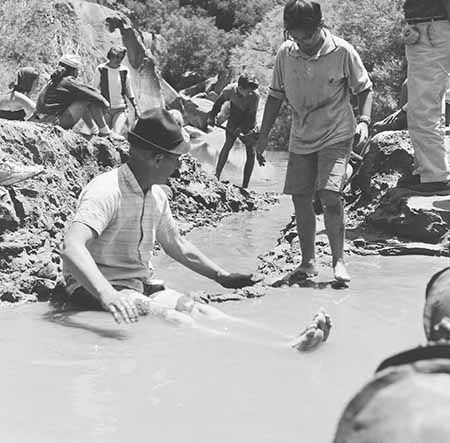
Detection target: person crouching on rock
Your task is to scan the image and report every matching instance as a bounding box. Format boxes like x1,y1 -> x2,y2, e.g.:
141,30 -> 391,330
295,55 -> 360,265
61,108 -> 264,324
34,54 -> 123,140
0,67 -> 40,121
93,45 -> 141,137
256,0 -> 374,283
207,73 -> 260,188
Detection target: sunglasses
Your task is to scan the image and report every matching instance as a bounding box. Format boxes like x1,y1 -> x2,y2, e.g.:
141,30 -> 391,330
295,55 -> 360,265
284,28 -> 317,43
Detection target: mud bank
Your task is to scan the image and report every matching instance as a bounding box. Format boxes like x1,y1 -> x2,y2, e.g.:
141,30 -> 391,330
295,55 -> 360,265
0,120 -> 275,304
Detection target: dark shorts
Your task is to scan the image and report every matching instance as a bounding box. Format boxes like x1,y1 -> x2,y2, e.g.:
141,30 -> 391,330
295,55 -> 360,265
0,109 -> 26,121
283,139 -> 352,195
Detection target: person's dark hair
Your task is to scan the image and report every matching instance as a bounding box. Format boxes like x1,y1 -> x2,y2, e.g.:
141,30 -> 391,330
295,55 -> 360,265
425,267 -> 450,299
50,64 -> 76,84
283,0 -> 323,32
8,67 -> 39,94
107,45 -> 127,61
237,73 -> 259,90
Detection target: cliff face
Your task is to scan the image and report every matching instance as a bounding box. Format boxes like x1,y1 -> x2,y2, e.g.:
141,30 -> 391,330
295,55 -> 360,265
0,120 -> 274,304
0,0 -> 179,111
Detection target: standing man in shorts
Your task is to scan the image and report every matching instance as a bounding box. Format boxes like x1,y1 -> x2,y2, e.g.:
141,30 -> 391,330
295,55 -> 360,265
93,46 -> 141,136
256,0 -> 373,282
208,74 -> 260,188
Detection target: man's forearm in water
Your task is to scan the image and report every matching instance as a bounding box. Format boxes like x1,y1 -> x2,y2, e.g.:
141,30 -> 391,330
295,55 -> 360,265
162,234 -> 229,281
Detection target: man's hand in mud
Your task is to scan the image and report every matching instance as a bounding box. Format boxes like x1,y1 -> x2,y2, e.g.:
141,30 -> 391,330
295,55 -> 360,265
355,121 -> 369,149
100,289 -> 139,324
216,272 -> 263,289
256,152 -> 266,167
255,133 -> 268,154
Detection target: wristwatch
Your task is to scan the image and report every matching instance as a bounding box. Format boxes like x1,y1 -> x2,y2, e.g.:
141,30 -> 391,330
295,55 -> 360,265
357,115 -> 371,126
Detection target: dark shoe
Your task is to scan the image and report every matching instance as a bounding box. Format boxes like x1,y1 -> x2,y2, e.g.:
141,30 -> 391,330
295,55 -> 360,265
408,180 -> 450,195
397,174 -> 420,188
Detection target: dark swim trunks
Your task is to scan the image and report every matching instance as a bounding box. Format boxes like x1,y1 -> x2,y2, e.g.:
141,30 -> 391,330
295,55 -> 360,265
0,109 -> 26,121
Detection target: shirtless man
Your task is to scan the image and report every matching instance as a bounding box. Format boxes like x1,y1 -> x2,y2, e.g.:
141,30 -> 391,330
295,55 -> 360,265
61,108 -> 331,351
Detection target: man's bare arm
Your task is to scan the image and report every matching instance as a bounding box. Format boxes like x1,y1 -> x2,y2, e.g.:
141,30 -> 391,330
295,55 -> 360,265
61,222 -> 138,323
161,233 -> 257,289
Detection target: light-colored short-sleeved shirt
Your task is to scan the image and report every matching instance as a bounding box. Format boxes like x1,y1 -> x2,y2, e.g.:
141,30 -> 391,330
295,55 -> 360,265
93,63 -> 134,109
64,163 -> 178,293
269,29 -> 372,154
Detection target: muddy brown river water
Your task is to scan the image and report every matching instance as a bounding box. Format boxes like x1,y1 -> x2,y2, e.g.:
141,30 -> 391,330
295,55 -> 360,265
0,151 -> 448,443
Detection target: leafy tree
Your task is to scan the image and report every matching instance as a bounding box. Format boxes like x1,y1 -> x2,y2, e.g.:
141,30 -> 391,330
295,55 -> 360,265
160,10 -> 242,89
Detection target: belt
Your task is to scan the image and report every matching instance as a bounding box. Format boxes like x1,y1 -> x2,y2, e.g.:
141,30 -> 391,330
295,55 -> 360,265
406,16 -> 448,25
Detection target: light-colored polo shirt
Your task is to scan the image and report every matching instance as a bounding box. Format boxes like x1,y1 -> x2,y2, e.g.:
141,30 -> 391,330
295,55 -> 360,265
64,163 -> 178,293
269,29 -> 372,154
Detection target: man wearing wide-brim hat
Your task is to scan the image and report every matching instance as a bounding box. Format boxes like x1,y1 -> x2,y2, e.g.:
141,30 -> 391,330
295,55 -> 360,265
61,108 -> 258,324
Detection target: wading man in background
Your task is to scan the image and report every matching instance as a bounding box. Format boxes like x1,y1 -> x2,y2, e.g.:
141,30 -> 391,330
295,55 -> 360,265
208,74 -> 260,188
256,0 -> 373,283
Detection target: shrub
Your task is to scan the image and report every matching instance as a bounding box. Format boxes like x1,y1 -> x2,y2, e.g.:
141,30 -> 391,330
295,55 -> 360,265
160,11 -> 242,89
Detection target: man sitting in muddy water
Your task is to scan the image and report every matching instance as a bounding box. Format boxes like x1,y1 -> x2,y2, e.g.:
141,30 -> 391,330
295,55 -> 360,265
61,108 -> 331,351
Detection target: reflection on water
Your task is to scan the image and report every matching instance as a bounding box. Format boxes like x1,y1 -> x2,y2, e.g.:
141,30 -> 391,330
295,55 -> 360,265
1,152 -> 448,443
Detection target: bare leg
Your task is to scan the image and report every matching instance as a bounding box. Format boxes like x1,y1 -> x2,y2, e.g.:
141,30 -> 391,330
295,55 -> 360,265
111,110 -> 128,135
242,144 -> 256,188
318,189 -> 350,282
215,134 -> 237,180
59,101 -> 90,129
86,103 -> 109,130
291,194 -> 318,277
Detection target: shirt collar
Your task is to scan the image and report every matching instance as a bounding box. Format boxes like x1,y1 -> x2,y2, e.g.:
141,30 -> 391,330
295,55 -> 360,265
121,163 -> 144,195
289,29 -> 336,60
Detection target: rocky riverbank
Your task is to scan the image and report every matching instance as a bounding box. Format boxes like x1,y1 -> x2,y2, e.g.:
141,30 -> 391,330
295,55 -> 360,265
0,120 -> 276,304
256,130 -> 450,288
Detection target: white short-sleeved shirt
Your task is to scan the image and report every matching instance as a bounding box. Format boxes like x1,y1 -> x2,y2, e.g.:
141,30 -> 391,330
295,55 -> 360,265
64,164 -> 178,293
93,63 -> 134,109
269,30 -> 372,154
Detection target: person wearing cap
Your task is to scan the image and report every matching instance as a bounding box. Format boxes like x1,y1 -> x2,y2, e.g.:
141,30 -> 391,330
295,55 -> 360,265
256,0 -> 373,283
34,54 -> 122,140
397,0 -> 450,194
0,67 -> 44,186
208,73 -> 260,188
93,46 -> 141,136
61,108 -> 260,324
334,266 -> 450,442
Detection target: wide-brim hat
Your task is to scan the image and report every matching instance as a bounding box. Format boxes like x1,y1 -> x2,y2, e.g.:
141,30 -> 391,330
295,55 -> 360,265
128,108 -> 190,155
59,54 -> 81,70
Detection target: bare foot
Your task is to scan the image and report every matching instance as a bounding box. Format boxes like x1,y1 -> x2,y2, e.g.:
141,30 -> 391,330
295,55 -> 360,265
290,308 -> 332,351
334,260 -> 351,283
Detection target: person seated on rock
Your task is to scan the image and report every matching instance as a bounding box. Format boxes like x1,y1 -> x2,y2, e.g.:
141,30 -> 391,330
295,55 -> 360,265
93,45 -> 141,136
0,67 -> 40,121
333,266 -> 450,442
61,108 -> 262,325
207,73 -> 260,188
33,54 -> 123,140
256,0 -> 373,283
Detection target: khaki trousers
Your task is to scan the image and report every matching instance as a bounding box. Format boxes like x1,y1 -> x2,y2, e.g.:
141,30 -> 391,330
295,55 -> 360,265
406,20 -> 450,183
